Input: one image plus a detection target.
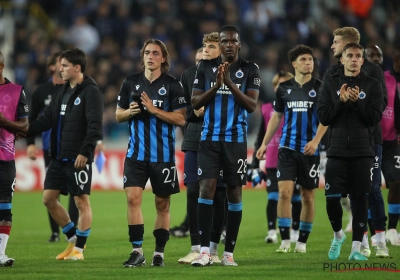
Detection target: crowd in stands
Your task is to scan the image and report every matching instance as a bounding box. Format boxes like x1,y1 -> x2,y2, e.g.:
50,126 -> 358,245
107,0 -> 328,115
4,0 -> 400,140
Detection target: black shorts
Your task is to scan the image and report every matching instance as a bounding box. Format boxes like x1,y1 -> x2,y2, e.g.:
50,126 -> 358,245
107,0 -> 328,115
324,157 -> 373,195
124,158 -> 180,195
277,148 -> 320,190
43,150 -> 51,168
265,168 -> 301,194
0,160 -> 16,201
184,150 -> 224,187
382,140 -> 400,182
44,160 -> 92,196
197,141 -> 247,186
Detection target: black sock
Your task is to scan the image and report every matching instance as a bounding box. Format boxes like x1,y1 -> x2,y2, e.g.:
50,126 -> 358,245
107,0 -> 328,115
187,182 -> 200,245
198,199 -> 213,247
326,196 -> 343,232
153,228 -> 170,253
224,202 -> 242,253
388,213 -> 400,229
278,217 -> 291,240
291,200 -> 302,231
76,228 -> 90,249
266,199 -> 278,230
129,224 -> 144,249
352,193 -> 368,242
211,187 -> 226,243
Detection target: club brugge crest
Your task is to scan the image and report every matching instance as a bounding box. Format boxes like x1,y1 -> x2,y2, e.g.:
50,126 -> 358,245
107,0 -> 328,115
309,89 -> 316,97
235,69 -> 244,78
358,91 -> 366,99
158,86 -> 167,95
74,97 -> 81,105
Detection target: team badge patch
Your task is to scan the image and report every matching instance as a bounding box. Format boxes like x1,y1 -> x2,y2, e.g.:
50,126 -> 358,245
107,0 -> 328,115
287,89 -> 292,95
178,97 -> 186,104
266,179 -> 271,187
309,89 -> 316,97
3,94 -> 11,102
358,91 -> 366,99
235,69 -> 244,78
158,87 -> 167,95
276,171 -> 280,178
325,183 -> 330,190
198,168 -> 202,176
219,170 -> 223,178
337,90 -> 340,96
254,78 -> 261,86
123,175 -> 127,184
74,97 -> 81,105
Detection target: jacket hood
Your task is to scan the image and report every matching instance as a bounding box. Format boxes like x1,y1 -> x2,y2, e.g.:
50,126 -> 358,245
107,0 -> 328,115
62,76 -> 99,91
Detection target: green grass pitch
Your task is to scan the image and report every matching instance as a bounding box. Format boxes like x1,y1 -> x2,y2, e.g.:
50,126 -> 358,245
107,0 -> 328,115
1,188 -> 399,279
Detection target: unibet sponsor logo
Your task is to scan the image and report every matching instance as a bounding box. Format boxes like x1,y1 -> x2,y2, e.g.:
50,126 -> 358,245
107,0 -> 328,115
287,101 -> 314,112
210,82 -> 241,95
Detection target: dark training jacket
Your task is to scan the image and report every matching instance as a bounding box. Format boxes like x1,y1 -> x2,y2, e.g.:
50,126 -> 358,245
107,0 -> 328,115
318,69 -> 384,158
27,76 -> 103,162
322,60 -> 388,144
180,65 -> 203,152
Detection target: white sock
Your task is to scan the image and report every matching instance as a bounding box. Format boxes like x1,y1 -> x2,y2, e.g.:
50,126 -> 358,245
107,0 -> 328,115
200,246 -> 210,255
223,251 -> 233,257
191,245 -> 200,252
0,233 -> 9,255
132,248 -> 143,254
375,231 -> 385,243
296,241 -> 306,249
334,230 -> 344,240
153,252 -> 164,258
281,239 -> 291,247
361,233 -> 369,248
352,241 -> 361,252
74,246 -> 83,253
68,235 -> 77,243
210,242 -> 218,253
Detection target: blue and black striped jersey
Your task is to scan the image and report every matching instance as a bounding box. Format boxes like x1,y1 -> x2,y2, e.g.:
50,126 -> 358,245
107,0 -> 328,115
117,72 -> 186,162
193,57 -> 260,143
274,77 -> 322,155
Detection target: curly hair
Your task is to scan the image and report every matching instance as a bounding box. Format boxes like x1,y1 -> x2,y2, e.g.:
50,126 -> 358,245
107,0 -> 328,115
288,45 -> 313,63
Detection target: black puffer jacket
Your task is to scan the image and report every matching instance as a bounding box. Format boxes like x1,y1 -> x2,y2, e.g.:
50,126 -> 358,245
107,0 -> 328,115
27,76 -> 103,162
180,65 -> 203,152
318,69 -> 384,158
323,60 -> 387,144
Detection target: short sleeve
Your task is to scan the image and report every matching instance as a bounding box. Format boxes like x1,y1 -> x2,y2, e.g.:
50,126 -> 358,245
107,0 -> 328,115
245,63 -> 261,91
169,80 -> 187,111
17,88 -> 29,118
274,86 -> 284,113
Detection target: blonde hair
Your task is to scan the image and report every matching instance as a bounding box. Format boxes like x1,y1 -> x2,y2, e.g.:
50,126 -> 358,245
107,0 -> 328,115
333,27 -> 360,44
203,32 -> 219,44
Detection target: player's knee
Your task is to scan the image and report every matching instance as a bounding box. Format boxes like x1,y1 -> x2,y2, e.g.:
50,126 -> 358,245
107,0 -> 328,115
0,209 -> 12,222
155,196 -> 170,213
